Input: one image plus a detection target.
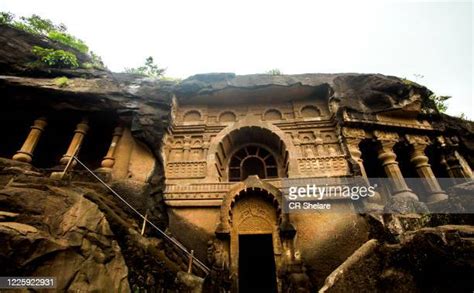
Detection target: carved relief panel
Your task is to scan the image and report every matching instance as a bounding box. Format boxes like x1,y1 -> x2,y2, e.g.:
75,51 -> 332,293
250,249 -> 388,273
166,134 -> 209,179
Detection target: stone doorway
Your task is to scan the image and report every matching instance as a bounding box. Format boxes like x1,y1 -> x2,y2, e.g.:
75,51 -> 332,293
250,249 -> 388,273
238,234 -> 277,292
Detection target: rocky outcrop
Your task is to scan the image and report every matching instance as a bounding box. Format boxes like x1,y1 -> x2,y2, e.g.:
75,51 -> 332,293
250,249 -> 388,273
320,225 -> 474,292
0,181 -> 129,292
0,24 -> 96,77
0,159 -> 197,291
175,72 -> 433,115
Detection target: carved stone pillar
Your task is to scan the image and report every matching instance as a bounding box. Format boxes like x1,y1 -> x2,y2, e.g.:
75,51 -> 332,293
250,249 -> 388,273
406,135 -> 448,203
59,118 -> 89,165
455,151 -> 474,178
12,117 -> 47,163
374,131 -> 418,200
437,136 -> 469,183
342,127 -> 367,178
98,126 -> 123,171
183,136 -> 191,161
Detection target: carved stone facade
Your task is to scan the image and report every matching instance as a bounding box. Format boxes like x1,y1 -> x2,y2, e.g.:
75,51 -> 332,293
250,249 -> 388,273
162,87 -> 473,292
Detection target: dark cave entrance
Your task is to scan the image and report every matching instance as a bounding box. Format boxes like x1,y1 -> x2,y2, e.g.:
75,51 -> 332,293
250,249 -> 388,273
238,234 -> 277,293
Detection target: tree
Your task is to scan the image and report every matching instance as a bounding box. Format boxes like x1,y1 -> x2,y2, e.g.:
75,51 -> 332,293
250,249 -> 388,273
265,68 -> 282,75
124,56 -> 166,77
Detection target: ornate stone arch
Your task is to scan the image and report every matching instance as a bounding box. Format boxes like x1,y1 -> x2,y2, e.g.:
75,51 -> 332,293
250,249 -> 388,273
216,175 -> 283,235
206,119 -> 299,180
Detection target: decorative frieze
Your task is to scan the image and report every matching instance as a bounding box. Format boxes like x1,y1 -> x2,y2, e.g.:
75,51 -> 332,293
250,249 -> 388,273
297,156 -> 348,176
167,161 -> 207,178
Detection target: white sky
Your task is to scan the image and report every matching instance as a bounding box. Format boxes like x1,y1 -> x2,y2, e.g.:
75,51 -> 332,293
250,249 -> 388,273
1,0 -> 472,118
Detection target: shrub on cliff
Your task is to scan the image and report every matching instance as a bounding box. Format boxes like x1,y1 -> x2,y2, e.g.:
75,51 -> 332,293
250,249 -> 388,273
48,31 -> 89,54
31,46 -> 79,68
124,56 -> 166,78
2,11 -> 104,69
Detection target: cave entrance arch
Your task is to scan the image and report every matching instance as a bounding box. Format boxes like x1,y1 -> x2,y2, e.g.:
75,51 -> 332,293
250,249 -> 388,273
216,182 -> 284,292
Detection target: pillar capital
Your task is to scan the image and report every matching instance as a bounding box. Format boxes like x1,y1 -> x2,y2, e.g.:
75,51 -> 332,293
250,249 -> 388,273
405,134 -> 431,146
373,130 -> 399,143
32,117 -> 48,130
75,118 -> 90,135
342,127 -> 366,140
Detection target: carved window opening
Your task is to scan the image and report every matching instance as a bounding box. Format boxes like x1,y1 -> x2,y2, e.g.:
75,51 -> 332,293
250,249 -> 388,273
229,145 -> 278,181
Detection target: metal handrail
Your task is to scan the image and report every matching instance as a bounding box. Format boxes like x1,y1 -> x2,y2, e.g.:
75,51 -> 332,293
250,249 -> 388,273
71,155 -> 210,275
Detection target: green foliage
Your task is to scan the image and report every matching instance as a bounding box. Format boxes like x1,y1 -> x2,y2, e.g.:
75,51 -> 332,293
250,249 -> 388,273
124,56 -> 166,77
13,14 -> 65,35
48,31 -> 88,53
429,94 -> 451,113
2,11 -> 108,69
0,12 -> 14,24
31,46 -> 79,68
54,76 -> 69,87
266,68 -> 282,75
89,51 -> 105,69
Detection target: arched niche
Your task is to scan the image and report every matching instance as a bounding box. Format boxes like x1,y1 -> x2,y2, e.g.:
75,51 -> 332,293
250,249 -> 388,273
183,110 -> 202,123
219,111 -> 237,123
300,105 -> 321,118
264,109 -> 283,121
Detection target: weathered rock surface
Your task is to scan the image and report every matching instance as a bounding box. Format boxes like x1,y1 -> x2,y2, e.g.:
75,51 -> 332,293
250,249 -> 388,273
0,24 -> 98,77
0,184 -> 130,292
175,72 -> 433,115
320,225 -> 474,292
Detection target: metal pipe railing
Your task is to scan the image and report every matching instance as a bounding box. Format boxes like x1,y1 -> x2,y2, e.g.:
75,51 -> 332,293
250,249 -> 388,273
71,155 -> 210,275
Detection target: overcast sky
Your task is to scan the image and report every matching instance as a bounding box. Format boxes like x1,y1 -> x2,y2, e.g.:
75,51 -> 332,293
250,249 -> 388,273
1,0 -> 472,118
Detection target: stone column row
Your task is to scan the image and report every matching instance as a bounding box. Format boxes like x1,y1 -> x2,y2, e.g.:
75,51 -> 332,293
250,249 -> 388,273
373,131 -> 421,201
342,127 -> 472,203
12,116 -> 124,174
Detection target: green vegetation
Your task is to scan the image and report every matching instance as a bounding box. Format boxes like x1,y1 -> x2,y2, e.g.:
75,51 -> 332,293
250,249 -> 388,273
48,31 -> 89,54
32,46 -> 79,68
402,77 -> 451,113
2,11 -> 104,69
428,94 -> 451,113
124,56 -> 166,78
0,12 -> 14,24
54,76 -> 69,87
266,68 -> 282,75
